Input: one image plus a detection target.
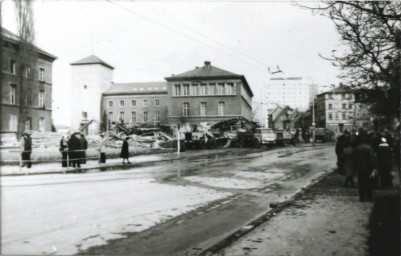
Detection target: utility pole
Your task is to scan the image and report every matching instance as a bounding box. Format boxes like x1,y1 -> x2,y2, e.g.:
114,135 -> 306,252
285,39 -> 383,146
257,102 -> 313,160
312,97 -> 316,146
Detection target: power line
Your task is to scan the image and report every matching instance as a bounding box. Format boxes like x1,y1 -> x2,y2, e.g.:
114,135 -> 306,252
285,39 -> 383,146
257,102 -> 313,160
105,0 -> 267,72
131,1 -> 271,68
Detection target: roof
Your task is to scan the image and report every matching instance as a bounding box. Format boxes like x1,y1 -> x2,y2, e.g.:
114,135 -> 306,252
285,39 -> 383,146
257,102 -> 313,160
2,27 -> 57,60
317,85 -> 352,96
165,61 -> 254,97
70,55 -> 114,69
103,82 -> 168,95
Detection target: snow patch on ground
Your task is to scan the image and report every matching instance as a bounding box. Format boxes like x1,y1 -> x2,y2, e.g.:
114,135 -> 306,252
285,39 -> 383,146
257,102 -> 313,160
1,176 -> 231,255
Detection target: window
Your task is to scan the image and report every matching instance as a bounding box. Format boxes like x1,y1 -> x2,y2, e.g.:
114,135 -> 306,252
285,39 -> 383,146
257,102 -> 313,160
119,112 -> 125,122
200,102 -> 207,116
143,111 -> 148,122
191,84 -> 198,95
155,111 -> 160,122
131,100 -> 136,107
120,100 -> 124,107
342,103 -> 346,109
108,101 -> 113,108
39,68 -> 45,81
10,84 -> 16,104
208,83 -> 215,95
39,90 -> 45,108
349,103 -> 353,109
84,85 -> 87,89
10,60 -> 16,74
328,103 -> 332,110
335,113 -> 338,120
131,112 -> 136,122
25,118 -> 31,131
200,84 -> 207,95
218,83 -> 224,95
328,113 -> 333,120
25,66 -> 31,78
218,102 -> 225,116
108,112 -> 113,121
155,99 -> 160,107
226,83 -> 234,95
183,84 -> 190,96
174,84 -> 181,96
39,117 -> 45,132
342,113 -> 346,120
9,115 -> 18,131
183,102 -> 190,117
82,111 -> 88,120
143,100 -> 148,107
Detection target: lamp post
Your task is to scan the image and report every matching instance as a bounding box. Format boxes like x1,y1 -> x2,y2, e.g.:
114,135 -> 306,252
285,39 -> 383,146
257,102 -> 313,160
312,97 -> 316,146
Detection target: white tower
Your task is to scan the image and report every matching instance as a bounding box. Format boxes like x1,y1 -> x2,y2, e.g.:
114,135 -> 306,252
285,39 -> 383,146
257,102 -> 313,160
70,55 -> 114,135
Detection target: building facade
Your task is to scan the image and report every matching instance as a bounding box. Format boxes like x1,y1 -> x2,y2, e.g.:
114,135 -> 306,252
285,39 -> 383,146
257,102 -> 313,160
70,55 -> 114,135
1,28 -> 56,134
165,61 -> 253,126
102,82 -> 168,125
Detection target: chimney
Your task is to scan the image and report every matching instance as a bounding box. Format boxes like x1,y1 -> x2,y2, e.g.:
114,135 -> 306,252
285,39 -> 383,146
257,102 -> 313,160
204,61 -> 211,68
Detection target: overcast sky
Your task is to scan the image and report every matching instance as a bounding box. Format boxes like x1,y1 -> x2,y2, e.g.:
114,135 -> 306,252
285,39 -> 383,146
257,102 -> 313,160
2,0 -> 342,126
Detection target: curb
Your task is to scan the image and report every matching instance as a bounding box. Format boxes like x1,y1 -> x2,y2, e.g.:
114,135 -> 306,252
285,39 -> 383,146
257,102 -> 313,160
200,168 -> 335,256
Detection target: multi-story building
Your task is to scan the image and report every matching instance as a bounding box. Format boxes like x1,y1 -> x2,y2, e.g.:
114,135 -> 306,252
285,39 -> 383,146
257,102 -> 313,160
354,103 -> 373,130
265,77 -> 318,112
70,55 -> 114,135
1,28 -> 57,134
102,82 -> 168,125
165,61 -> 253,126
315,84 -> 355,133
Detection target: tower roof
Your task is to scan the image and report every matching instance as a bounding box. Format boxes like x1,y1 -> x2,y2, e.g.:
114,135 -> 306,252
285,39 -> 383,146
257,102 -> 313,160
70,55 -> 114,69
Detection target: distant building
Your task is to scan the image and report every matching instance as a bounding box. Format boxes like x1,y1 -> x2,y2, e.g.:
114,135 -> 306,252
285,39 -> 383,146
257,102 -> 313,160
265,77 -> 317,112
102,82 -> 168,126
165,61 -> 253,126
70,55 -> 114,135
1,28 -> 57,134
354,103 -> 373,130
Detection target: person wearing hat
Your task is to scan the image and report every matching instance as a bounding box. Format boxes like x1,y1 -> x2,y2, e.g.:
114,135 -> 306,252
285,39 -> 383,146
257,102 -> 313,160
22,132 -> 32,168
99,133 -> 107,163
68,133 -> 81,168
377,137 -> 393,188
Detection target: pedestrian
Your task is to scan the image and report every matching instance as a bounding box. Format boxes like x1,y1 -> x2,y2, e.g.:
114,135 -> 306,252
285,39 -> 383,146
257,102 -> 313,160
343,146 -> 354,187
352,141 -> 376,202
99,134 -> 107,163
19,135 -> 25,167
78,133 -> 88,164
68,133 -> 81,168
22,132 -> 32,168
377,137 -> 393,189
335,130 -> 351,173
59,136 -> 68,167
120,137 -> 130,164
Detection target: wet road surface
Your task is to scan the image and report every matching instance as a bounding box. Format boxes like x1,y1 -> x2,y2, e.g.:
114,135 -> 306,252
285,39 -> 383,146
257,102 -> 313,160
1,144 -> 335,255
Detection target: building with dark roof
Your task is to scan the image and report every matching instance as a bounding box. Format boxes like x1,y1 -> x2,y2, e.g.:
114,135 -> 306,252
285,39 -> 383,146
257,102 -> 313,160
1,27 -> 57,134
165,61 -> 253,126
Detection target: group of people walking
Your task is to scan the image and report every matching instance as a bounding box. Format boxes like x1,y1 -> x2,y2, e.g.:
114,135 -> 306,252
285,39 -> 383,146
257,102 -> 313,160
335,128 -> 398,202
59,132 -> 88,168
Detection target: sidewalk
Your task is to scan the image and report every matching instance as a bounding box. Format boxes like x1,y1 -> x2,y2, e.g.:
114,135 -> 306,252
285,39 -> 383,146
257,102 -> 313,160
0,148 -> 251,176
217,172 -> 398,256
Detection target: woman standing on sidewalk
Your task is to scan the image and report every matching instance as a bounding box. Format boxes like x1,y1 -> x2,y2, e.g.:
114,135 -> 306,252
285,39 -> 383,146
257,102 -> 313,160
120,137 -> 130,164
59,136 -> 68,167
99,134 -> 107,163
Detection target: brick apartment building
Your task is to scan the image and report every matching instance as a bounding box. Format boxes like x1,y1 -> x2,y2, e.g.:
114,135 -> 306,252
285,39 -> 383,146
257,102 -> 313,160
165,61 -> 253,126
1,28 -> 56,134
102,82 -> 168,125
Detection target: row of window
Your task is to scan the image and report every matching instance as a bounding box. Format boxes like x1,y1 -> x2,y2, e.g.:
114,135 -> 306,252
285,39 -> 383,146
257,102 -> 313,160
9,115 -> 46,132
108,99 -> 160,108
327,112 -> 354,121
108,111 -> 160,123
173,83 -> 235,96
325,93 -> 353,100
8,84 -> 45,107
9,59 -> 46,81
182,102 -> 225,117
328,103 -> 353,110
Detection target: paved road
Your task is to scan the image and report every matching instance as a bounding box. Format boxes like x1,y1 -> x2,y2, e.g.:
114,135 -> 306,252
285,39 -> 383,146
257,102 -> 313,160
1,144 -> 335,255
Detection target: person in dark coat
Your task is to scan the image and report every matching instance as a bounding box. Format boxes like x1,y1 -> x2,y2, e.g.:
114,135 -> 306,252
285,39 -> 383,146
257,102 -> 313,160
68,133 -> 81,168
353,143 -> 376,202
335,130 -> 351,173
78,133 -> 88,164
343,146 -> 354,187
22,133 -> 32,168
120,137 -> 130,164
377,137 -> 393,188
59,136 -> 68,167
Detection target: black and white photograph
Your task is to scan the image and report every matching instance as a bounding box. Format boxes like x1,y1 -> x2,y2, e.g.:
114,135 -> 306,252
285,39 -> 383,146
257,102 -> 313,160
0,0 -> 399,255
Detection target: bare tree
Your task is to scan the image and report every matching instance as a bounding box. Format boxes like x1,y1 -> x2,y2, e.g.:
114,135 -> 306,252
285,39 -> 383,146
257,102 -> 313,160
15,0 -> 37,136
300,1 -> 401,121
